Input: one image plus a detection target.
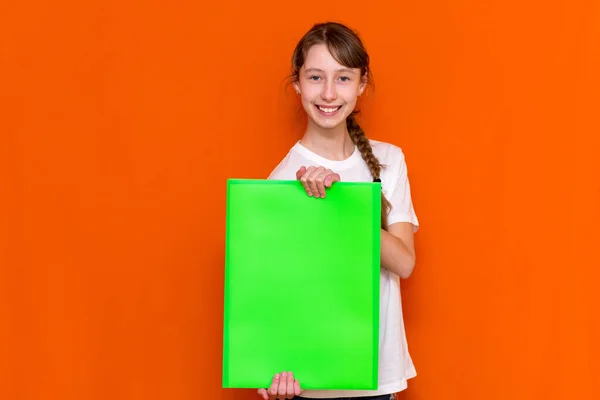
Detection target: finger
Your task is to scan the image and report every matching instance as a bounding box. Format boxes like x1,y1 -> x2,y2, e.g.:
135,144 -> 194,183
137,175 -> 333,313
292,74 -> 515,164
313,170 -> 328,198
313,169 -> 337,198
257,388 -> 269,400
323,172 -> 341,188
295,166 -> 307,180
302,167 -> 317,197
294,379 -> 302,396
317,169 -> 338,197
305,167 -> 324,198
286,372 -> 295,399
267,373 -> 280,399
277,372 -> 288,399
299,167 -> 315,196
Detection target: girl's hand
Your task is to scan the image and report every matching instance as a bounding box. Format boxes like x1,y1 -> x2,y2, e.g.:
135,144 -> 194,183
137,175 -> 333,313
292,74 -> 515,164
296,166 -> 341,198
257,371 -> 302,400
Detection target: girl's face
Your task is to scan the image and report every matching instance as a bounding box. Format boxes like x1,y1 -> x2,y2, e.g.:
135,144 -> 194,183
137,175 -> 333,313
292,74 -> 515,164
294,44 -> 366,131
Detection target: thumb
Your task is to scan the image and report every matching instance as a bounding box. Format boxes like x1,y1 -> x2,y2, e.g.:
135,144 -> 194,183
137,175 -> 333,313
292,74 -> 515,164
257,388 -> 268,400
324,173 -> 341,188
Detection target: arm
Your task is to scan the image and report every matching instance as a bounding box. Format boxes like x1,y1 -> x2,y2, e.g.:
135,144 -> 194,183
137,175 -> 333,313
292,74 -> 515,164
380,222 -> 416,279
380,147 -> 419,279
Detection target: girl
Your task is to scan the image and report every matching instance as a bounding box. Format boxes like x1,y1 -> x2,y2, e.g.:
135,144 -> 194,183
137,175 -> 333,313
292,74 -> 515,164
258,22 -> 419,400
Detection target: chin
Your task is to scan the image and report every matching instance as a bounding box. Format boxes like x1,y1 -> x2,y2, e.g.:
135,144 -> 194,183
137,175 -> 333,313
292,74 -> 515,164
310,113 -> 349,129
314,119 -> 344,130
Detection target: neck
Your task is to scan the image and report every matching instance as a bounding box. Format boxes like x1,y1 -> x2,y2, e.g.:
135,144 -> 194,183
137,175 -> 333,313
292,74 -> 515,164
300,118 -> 355,161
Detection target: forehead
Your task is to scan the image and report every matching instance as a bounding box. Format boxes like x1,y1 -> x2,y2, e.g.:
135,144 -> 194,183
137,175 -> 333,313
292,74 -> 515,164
302,43 -> 351,72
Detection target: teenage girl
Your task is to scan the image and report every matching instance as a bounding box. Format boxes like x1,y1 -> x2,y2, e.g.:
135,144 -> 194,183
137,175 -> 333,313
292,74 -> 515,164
257,22 -> 420,400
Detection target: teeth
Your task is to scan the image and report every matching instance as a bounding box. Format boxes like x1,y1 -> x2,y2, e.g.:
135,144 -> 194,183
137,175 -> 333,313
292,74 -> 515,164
318,106 -> 339,113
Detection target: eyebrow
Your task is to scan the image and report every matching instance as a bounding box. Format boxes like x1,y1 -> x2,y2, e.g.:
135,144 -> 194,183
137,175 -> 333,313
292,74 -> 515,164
304,67 -> 357,74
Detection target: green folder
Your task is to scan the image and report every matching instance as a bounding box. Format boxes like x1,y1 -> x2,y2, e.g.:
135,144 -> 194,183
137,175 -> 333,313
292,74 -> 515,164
222,179 -> 381,390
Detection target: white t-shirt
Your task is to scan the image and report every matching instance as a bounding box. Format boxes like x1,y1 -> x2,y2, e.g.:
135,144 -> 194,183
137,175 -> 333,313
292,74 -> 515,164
268,139 -> 419,398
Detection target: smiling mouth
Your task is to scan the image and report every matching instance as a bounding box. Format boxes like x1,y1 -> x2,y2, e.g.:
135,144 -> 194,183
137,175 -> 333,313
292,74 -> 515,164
315,104 -> 342,115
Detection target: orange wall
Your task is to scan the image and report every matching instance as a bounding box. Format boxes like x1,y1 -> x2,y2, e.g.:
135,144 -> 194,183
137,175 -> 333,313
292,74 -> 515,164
1,1 -> 599,399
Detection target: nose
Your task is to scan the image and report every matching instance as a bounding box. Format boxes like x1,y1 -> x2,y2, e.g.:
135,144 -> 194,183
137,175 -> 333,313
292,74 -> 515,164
320,79 -> 337,102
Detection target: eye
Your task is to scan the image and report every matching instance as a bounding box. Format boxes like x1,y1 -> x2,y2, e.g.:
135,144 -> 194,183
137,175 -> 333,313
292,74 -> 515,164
339,76 -> 351,82
308,75 -> 321,81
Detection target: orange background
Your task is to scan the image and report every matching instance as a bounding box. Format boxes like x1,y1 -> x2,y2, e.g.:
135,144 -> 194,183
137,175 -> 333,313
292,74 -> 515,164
1,1 -> 599,399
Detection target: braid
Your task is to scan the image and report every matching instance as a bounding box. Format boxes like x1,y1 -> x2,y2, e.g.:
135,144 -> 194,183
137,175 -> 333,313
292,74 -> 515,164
347,112 -> 392,229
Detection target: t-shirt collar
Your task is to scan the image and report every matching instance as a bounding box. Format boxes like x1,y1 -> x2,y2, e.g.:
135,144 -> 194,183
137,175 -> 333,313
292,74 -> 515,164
292,141 -> 362,171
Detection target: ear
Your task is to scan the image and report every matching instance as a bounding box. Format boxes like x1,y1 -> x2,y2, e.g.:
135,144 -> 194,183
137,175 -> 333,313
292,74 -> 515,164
358,72 -> 368,95
293,81 -> 301,94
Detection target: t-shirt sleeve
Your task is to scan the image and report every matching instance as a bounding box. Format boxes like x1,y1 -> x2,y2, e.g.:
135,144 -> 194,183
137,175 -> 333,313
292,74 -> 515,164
386,149 -> 420,232
267,154 -> 298,181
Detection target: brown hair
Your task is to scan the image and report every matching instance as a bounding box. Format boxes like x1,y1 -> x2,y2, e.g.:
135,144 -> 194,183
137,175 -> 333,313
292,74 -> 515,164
290,21 -> 392,229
